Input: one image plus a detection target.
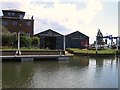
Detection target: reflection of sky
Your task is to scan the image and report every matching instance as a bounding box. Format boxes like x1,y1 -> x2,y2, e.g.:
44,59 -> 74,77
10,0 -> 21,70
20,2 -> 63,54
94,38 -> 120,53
2,57 -> 118,88
0,1 -> 118,44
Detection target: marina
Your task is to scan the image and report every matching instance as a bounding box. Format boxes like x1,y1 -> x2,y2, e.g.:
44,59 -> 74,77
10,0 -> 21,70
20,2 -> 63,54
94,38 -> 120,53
1,54 -> 73,61
0,1 -> 119,89
2,56 -> 118,88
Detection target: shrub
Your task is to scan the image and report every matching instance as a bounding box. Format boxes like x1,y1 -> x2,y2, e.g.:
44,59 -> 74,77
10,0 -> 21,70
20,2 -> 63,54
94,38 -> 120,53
32,37 -> 40,48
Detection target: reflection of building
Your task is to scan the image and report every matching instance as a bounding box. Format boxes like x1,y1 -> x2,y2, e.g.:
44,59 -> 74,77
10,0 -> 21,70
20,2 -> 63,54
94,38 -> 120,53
65,31 -> 89,49
69,56 -> 89,66
96,59 -> 104,66
0,9 -> 34,36
35,29 -> 64,49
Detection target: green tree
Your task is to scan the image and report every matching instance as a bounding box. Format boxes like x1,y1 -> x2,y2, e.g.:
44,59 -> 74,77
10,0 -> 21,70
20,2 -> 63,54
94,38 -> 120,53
26,36 -> 32,48
0,25 -> 12,46
20,36 -> 32,48
32,37 -> 40,48
2,34 -> 11,46
11,32 -> 17,48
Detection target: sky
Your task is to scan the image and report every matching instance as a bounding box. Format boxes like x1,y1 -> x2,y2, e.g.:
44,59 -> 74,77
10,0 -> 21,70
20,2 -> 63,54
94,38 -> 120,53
0,0 -> 118,44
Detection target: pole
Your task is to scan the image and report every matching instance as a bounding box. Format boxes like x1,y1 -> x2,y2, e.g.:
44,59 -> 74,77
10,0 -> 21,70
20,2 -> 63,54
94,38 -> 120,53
18,32 -> 20,51
117,38 -> 119,51
15,32 -> 21,55
96,36 -> 98,54
63,35 -> 66,51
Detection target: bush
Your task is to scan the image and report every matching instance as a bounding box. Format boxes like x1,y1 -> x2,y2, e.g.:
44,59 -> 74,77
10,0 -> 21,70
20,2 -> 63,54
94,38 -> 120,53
20,36 -> 32,47
2,34 -> 11,46
11,32 -> 17,47
32,37 -> 40,47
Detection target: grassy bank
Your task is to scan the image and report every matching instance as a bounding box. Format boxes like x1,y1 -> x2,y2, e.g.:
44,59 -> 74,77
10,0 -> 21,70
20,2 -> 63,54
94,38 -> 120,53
1,47 -> 48,51
67,48 -> 117,55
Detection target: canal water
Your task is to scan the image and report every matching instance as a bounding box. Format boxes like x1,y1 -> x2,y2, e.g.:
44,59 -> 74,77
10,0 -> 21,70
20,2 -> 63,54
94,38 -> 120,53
2,56 -> 119,88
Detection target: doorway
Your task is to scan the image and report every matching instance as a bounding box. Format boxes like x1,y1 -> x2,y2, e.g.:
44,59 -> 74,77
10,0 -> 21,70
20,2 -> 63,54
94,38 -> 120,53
45,37 -> 56,49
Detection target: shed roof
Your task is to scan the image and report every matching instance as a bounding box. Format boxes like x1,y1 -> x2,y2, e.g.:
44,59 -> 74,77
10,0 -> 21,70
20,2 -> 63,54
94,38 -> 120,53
66,31 -> 89,38
34,29 -> 63,37
2,9 -> 25,13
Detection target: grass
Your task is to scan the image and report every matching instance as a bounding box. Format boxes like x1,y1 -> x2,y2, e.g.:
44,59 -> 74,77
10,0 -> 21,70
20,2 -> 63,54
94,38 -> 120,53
1,47 -> 48,51
67,48 -> 117,55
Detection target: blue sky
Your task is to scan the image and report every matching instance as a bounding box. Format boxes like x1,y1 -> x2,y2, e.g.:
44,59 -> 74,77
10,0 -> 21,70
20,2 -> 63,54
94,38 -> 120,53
0,0 -> 118,44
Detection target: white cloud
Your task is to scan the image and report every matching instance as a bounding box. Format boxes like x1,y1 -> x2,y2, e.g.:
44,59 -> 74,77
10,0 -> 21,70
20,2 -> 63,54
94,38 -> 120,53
15,0 -> 103,34
1,0 -> 118,44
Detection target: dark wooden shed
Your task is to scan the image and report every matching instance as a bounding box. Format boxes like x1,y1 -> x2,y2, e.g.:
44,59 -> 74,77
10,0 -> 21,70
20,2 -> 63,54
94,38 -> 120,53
65,31 -> 89,49
35,29 -> 64,49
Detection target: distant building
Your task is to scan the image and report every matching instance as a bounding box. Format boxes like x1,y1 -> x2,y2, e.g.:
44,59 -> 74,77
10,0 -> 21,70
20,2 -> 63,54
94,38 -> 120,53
0,9 -> 34,36
65,31 -> 89,49
96,29 -> 104,45
35,29 -> 64,49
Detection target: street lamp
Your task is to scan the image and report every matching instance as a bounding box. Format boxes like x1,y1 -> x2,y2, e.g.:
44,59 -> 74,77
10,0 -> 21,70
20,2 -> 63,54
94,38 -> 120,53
15,32 -> 21,55
63,35 -> 66,51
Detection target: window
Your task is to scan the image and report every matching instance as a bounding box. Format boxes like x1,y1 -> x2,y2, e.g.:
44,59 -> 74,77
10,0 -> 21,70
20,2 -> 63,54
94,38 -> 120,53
19,14 -> 23,19
2,21 -> 8,25
12,13 -> 15,16
26,33 -> 30,37
8,12 -> 11,16
26,21 -> 31,26
13,21 -> 17,25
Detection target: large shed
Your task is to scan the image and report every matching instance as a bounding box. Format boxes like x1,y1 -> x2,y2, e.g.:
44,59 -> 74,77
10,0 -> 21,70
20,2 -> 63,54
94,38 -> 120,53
65,31 -> 89,49
35,29 -> 64,49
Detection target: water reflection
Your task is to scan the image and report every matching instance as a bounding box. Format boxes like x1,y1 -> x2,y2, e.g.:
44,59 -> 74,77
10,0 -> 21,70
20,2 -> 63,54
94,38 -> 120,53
2,56 -> 119,88
2,62 -> 34,88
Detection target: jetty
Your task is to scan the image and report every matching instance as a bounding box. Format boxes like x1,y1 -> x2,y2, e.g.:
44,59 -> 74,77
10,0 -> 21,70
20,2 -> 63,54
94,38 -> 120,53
1,50 -> 73,61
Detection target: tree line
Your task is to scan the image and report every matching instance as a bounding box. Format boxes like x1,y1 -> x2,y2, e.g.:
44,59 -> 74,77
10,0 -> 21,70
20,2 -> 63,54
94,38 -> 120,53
1,26 -> 40,48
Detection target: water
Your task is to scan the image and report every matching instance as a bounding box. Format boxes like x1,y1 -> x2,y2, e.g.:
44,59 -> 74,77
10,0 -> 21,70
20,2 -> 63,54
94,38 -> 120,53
2,56 -> 119,88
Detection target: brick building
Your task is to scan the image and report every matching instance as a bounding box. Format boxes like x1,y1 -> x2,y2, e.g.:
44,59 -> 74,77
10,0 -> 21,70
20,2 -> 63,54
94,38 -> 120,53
0,9 -> 34,36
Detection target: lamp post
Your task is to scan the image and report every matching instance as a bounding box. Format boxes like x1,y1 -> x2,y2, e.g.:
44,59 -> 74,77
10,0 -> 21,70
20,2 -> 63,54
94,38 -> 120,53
63,35 -> 66,51
15,32 -> 21,55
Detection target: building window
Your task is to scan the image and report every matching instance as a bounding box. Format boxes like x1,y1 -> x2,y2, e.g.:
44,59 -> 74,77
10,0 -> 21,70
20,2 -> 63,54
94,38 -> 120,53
13,21 -> 17,25
26,21 -> 31,26
19,14 -> 23,19
12,13 -> 15,16
8,12 -> 11,16
26,33 -> 30,37
2,21 -> 8,25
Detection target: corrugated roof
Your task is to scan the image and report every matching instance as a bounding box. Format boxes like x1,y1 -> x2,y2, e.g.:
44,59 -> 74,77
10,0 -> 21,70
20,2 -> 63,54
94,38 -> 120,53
66,31 -> 89,38
2,9 -> 25,13
34,29 -> 63,36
